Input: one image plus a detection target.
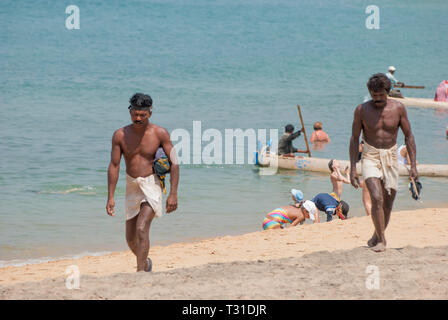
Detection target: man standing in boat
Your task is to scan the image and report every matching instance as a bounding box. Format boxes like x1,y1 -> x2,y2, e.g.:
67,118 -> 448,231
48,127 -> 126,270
349,73 -> 418,252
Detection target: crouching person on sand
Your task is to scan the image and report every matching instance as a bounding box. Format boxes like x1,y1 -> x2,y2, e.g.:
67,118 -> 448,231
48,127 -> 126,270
262,189 -> 319,230
310,192 -> 350,222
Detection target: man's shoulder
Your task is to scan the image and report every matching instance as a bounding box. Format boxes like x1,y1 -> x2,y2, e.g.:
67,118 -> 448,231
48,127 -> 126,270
360,100 -> 372,109
113,127 -> 126,138
387,98 -> 405,109
149,124 -> 170,139
387,98 -> 406,115
150,123 -> 168,133
355,102 -> 369,114
353,102 -> 368,119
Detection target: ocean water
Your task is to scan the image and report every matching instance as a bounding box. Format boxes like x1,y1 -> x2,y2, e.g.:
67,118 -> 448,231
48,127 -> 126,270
1,0 -> 448,266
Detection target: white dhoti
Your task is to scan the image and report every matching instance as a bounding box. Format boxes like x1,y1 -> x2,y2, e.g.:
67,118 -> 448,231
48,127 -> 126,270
125,174 -> 163,220
361,141 -> 399,195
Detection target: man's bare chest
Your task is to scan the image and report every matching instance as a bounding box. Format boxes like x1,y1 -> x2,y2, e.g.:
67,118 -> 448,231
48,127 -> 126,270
121,132 -> 160,159
362,108 -> 400,132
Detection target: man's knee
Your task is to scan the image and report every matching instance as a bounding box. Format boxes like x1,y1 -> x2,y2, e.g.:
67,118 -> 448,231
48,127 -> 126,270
136,222 -> 148,240
365,179 -> 383,202
133,203 -> 155,240
369,190 -> 384,206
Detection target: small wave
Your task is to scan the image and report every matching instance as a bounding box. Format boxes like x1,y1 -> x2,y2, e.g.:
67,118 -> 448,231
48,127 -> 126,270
37,186 -> 96,195
0,251 -> 112,268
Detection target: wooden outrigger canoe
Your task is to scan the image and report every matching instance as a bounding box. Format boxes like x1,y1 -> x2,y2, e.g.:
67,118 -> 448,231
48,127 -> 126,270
257,153 -> 448,177
389,97 -> 448,109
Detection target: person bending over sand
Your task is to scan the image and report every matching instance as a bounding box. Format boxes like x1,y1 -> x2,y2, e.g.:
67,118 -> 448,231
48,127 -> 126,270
349,73 -> 418,252
262,189 -> 318,229
311,192 -> 349,222
106,93 -> 179,272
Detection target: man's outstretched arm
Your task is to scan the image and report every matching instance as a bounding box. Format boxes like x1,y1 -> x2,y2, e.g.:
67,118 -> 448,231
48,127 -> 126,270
107,130 -> 122,216
286,130 -> 302,142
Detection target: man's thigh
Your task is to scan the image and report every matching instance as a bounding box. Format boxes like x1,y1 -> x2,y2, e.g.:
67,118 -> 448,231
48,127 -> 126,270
364,177 -> 384,201
136,202 -> 156,231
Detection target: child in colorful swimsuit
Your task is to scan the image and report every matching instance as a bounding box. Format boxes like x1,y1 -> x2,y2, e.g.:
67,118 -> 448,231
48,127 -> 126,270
262,189 -> 318,230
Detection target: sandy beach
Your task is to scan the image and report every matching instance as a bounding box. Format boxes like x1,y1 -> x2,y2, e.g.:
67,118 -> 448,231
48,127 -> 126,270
1,207 -> 448,299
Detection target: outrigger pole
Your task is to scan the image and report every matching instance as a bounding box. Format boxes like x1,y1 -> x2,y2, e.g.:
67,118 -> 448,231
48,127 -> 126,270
297,105 -> 312,158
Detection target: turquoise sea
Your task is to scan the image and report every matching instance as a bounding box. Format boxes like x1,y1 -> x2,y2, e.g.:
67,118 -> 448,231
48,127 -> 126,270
1,0 -> 447,266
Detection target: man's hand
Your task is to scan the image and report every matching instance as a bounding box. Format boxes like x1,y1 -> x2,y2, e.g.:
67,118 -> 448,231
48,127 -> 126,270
106,198 -> 115,216
350,168 -> 360,189
300,127 -> 305,133
166,193 -> 178,213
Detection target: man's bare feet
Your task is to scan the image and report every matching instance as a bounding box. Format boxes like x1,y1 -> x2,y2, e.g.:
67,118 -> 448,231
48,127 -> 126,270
137,258 -> 152,272
371,242 -> 386,252
367,233 -> 378,247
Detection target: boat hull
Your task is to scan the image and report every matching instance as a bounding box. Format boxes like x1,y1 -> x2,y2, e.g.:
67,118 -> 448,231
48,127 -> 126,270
389,97 -> 448,109
257,154 -> 448,177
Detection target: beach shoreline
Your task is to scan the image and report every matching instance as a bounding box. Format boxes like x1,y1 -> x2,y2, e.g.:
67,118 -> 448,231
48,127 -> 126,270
1,207 -> 448,297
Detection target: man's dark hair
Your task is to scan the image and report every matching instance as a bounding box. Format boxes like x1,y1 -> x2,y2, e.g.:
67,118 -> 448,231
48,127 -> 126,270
285,124 -> 294,133
328,159 -> 334,172
367,73 -> 391,93
340,200 -> 349,218
129,93 -> 153,110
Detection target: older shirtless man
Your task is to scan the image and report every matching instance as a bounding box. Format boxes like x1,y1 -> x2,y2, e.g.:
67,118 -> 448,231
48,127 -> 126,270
349,74 -> 418,252
106,93 -> 179,271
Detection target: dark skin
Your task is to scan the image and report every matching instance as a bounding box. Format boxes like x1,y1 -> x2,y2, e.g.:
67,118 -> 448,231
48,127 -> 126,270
349,89 -> 418,252
107,107 -> 179,271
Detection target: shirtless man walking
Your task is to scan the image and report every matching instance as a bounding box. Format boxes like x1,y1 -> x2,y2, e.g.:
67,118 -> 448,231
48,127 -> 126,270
106,93 -> 179,271
349,74 -> 418,252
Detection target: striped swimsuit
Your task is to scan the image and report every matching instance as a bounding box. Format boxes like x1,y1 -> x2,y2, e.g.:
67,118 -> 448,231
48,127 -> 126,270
262,208 -> 293,230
